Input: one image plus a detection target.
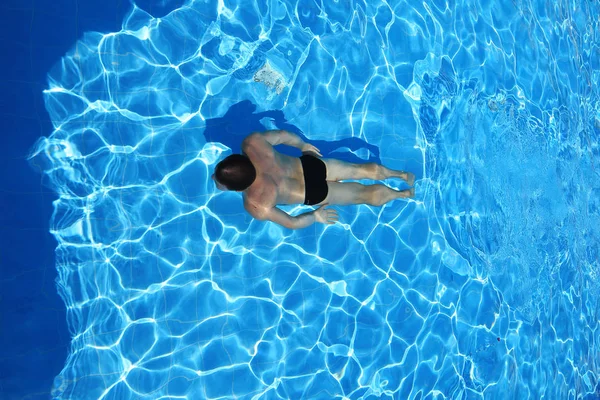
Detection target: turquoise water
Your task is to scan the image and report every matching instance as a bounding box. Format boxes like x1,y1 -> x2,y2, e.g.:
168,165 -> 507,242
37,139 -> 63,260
29,0 -> 600,398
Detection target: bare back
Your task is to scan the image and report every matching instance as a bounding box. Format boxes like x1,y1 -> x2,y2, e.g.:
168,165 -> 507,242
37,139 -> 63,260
241,135 -> 305,214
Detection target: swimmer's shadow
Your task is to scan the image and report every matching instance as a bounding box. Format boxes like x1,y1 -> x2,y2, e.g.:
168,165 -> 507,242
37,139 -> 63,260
202,100 -> 381,164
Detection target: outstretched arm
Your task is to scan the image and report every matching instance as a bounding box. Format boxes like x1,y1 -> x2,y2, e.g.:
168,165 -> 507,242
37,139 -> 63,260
244,130 -> 322,155
246,204 -> 338,230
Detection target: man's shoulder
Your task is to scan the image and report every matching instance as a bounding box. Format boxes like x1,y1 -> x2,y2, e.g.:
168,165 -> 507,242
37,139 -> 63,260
242,132 -> 275,152
243,136 -> 274,168
243,196 -> 270,220
242,132 -> 263,146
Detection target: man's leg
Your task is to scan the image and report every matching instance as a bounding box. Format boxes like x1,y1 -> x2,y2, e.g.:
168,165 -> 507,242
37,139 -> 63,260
319,181 -> 414,207
322,158 -> 415,185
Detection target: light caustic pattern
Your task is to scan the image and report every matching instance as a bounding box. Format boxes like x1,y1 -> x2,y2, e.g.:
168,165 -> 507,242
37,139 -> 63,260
29,0 -> 600,398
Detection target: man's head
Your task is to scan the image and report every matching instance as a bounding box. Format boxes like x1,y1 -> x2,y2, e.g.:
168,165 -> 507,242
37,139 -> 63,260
212,154 -> 256,191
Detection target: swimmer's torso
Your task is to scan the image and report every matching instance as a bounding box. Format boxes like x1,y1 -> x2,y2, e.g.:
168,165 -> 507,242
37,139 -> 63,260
242,136 -> 306,209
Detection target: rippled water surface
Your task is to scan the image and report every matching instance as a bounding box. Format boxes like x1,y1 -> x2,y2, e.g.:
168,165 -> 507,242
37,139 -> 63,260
30,0 -> 600,398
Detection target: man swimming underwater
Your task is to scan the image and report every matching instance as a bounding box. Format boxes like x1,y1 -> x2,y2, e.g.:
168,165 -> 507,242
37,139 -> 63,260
212,130 -> 415,229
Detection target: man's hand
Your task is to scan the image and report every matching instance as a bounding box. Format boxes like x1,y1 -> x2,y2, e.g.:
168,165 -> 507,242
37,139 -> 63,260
313,204 -> 339,225
301,142 -> 322,157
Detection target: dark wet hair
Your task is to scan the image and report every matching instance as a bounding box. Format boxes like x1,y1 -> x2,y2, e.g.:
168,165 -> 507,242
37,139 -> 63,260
214,154 -> 256,191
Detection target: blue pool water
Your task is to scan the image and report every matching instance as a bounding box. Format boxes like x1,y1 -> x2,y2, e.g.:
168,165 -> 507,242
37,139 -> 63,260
27,0 -> 600,398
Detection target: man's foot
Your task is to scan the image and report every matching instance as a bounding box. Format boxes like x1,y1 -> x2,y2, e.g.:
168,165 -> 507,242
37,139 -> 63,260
397,187 -> 415,199
404,172 -> 415,186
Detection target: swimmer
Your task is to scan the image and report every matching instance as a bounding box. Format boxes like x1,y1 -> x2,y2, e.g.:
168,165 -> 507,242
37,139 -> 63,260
212,130 -> 415,229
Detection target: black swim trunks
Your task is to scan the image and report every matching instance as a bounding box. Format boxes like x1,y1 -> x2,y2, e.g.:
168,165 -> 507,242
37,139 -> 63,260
299,154 -> 328,205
